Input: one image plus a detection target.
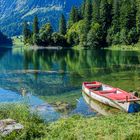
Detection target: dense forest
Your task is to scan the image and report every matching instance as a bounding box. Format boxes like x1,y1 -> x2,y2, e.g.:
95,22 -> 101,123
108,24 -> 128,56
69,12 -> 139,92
23,0 -> 140,48
0,31 -> 12,46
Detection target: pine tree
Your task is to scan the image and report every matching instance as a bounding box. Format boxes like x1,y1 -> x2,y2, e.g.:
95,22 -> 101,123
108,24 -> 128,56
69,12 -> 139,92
59,14 -> 67,35
80,0 -> 86,18
65,0 -> 140,47
23,21 -> 29,43
82,0 -> 93,34
68,6 -> 79,28
92,0 -> 100,23
112,0 -> 120,33
33,15 -> 39,44
120,0 -> 136,30
119,0 -> 138,44
99,0 -> 109,45
23,21 -> 32,44
136,0 -> 140,35
87,23 -> 102,48
106,0 -> 120,45
129,0 -> 137,29
100,0 -> 109,30
39,23 -> 53,45
84,0 -> 92,22
33,15 -> 39,34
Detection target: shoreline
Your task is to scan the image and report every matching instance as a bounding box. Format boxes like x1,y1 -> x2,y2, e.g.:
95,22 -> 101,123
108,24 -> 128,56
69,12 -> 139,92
12,37 -> 140,52
1,104 -> 140,139
24,45 -> 72,50
104,44 -> 140,51
11,44 -> 72,51
29,45 -> 63,50
73,44 -> 140,51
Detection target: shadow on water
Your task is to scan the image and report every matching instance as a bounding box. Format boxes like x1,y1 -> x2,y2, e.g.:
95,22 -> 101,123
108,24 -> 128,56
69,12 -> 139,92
82,92 -> 121,115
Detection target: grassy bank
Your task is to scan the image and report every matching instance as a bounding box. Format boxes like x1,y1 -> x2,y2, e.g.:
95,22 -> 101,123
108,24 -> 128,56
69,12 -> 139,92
47,113 -> 140,140
105,44 -> 140,51
0,104 -> 47,140
73,43 -> 140,51
1,104 -> 140,140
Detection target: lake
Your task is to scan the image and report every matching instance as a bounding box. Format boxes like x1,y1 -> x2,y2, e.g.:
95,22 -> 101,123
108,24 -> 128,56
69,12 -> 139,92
0,46 -> 140,121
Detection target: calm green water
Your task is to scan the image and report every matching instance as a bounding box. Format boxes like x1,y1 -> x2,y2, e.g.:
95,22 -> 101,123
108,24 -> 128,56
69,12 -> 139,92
0,46 -> 140,120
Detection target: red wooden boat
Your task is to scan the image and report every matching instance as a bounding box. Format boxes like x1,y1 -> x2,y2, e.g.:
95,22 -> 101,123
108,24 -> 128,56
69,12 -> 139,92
82,81 -> 140,112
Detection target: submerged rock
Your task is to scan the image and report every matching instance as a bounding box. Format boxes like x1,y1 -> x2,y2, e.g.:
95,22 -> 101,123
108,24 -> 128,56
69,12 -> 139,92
51,102 -> 74,113
0,119 -> 24,136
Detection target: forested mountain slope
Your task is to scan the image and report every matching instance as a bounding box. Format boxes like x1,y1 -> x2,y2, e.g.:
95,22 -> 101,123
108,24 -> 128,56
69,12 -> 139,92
0,0 -> 83,36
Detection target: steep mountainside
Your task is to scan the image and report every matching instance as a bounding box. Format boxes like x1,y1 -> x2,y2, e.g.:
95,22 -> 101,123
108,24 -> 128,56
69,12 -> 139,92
0,0 -> 83,36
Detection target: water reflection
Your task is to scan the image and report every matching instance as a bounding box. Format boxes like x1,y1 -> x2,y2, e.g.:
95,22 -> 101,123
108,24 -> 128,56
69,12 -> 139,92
82,92 -> 120,116
0,50 -> 140,95
0,88 -> 96,121
23,49 -> 140,72
71,97 -> 97,116
0,47 -> 140,117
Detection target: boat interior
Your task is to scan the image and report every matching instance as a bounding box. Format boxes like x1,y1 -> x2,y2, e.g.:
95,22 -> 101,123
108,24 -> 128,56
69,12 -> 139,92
84,82 -> 137,100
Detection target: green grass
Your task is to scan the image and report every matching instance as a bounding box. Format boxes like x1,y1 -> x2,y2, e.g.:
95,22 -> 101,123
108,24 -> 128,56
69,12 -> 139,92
0,104 -> 47,140
105,44 -> 140,51
46,113 -> 140,140
1,104 -> 140,140
73,43 -> 140,51
73,45 -> 86,50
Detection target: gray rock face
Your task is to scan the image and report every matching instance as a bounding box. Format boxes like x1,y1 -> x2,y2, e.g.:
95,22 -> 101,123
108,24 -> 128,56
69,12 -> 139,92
0,0 -> 83,36
0,119 -> 24,136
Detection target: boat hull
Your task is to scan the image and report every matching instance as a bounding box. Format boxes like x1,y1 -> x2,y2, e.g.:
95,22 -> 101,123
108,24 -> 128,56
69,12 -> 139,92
82,84 -> 139,112
82,92 -> 120,116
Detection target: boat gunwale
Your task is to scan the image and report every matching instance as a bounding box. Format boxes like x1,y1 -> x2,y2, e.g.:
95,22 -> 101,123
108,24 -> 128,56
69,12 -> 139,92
82,81 -> 140,112
82,88 -> 127,112
83,82 -> 139,102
